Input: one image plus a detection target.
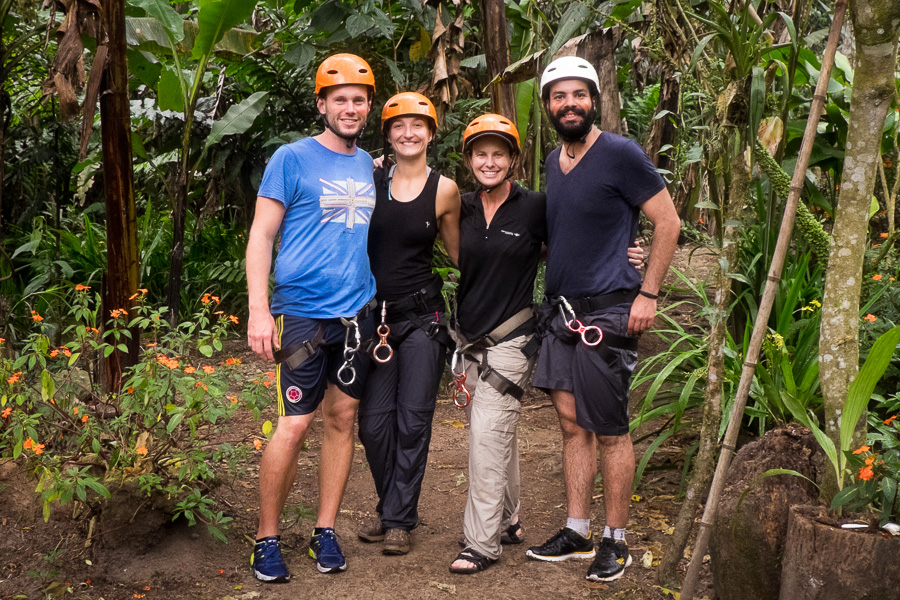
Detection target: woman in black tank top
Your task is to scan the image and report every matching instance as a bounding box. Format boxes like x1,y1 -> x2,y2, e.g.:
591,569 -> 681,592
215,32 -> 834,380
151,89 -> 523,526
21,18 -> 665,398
357,93 -> 460,554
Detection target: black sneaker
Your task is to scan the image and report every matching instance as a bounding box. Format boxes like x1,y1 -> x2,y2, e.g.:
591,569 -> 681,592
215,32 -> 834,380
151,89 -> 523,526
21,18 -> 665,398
525,527 -> 595,562
586,537 -> 632,581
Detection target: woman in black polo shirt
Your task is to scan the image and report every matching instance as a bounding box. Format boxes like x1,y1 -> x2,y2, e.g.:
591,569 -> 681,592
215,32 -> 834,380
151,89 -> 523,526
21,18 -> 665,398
449,114 -> 544,573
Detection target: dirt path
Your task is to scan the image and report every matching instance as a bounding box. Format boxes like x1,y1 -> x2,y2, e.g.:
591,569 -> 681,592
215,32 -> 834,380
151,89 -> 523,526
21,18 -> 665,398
1,247 -> 716,600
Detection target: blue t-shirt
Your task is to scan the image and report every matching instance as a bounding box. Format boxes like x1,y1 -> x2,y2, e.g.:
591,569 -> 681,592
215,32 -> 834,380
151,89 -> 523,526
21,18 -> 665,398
545,132 -> 666,311
258,137 -> 377,319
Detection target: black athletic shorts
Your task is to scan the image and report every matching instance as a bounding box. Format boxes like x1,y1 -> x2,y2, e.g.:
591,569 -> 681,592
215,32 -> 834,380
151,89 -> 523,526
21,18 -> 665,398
532,309 -> 638,436
274,313 -> 375,416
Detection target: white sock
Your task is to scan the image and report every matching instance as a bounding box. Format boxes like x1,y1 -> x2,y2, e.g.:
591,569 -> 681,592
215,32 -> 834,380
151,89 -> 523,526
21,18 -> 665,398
566,518 -> 591,538
603,525 -> 626,541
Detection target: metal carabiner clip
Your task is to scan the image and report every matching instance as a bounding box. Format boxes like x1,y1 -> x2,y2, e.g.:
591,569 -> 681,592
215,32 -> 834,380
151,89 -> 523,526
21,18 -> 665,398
558,296 -> 603,347
450,350 -> 471,408
337,317 -> 361,385
374,302 -> 393,364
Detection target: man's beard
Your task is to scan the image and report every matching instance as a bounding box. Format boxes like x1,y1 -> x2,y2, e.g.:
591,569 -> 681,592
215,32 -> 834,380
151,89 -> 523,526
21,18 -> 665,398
325,113 -> 366,141
548,104 -> 596,143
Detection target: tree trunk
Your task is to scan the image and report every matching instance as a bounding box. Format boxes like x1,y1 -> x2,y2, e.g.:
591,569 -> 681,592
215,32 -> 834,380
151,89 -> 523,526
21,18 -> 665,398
594,28 -> 623,135
658,138 -> 747,586
99,0 -> 140,391
779,505 -> 900,600
645,68 -> 679,171
166,172 -> 188,325
479,0 -> 515,122
819,0 -> 900,502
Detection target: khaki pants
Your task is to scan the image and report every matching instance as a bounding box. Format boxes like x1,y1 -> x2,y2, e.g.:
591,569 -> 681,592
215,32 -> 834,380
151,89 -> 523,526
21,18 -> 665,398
461,334 -> 535,560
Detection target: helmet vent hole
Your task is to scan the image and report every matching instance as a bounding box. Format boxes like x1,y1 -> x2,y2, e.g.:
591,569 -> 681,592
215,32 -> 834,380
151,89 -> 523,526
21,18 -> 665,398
359,68 -> 368,73
327,70 -> 338,75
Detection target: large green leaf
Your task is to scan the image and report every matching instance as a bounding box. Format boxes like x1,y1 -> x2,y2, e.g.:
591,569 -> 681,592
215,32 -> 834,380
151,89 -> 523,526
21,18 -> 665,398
193,0 -> 259,60
515,78 -> 535,148
131,0 -> 185,43
841,326 -> 900,453
158,66 -> 186,111
546,1 -> 591,58
204,92 -> 268,149
126,16 -> 258,56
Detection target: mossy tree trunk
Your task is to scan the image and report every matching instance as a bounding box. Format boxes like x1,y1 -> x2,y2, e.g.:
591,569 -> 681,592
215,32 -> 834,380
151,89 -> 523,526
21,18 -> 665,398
819,0 -> 900,502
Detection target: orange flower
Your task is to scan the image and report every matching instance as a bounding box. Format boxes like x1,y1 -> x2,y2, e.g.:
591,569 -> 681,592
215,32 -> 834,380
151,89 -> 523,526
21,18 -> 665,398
881,232 -> 889,238
144,586 -> 151,591
202,365 -> 215,375
137,288 -> 148,295
81,414 -> 89,423
263,381 -> 272,388
73,407 -> 79,415
134,594 -> 145,599
225,358 -> 235,366
1,407 -> 11,418
110,308 -> 128,319
0,338 -> 5,345
86,327 -> 100,335
49,349 -> 59,358
230,397 -> 238,403
136,446 -> 148,455
219,569 -> 224,574
885,415 -> 898,426
229,315 -> 239,325
201,293 -> 212,304
31,311 -> 43,322
146,342 -> 157,348
853,445 -> 871,455
265,371 -> 276,379
23,437 -> 33,449
873,274 -> 883,281
6,372 -> 21,384
865,314 -> 877,322
213,310 -> 224,315
75,284 -> 90,292
874,244 -> 882,248
62,347 -> 71,358
128,293 -> 139,300
155,355 -> 179,369
858,465 -> 875,481
127,387 -> 135,394
183,366 -> 196,374
33,443 -> 44,455
254,439 -> 263,450
865,455 -> 876,466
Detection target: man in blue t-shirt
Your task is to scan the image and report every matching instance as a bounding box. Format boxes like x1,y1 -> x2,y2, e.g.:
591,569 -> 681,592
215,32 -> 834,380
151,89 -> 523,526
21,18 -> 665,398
245,54 -> 378,583
527,57 -> 681,583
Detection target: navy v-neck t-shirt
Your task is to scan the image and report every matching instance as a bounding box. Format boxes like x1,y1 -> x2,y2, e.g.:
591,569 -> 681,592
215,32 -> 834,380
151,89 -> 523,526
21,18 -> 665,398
457,183 -> 547,339
545,132 -> 665,311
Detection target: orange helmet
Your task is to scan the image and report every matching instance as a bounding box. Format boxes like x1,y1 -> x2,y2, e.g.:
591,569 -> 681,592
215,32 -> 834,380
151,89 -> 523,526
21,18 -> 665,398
381,92 -> 438,131
462,113 -> 520,154
315,54 -> 376,95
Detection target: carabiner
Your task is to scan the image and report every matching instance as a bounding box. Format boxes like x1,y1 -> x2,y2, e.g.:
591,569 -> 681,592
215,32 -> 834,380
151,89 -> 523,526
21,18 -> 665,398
374,302 -> 393,364
453,373 -> 471,408
337,363 -> 357,385
337,316 -> 362,385
558,296 -> 603,347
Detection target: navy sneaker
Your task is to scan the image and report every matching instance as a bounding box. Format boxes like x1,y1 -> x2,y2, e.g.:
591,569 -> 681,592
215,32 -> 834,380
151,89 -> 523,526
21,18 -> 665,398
250,535 -> 291,583
309,528 -> 347,573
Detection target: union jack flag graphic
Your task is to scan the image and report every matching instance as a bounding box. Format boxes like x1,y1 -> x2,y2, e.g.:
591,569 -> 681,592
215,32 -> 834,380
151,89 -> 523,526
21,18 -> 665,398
319,178 -> 376,229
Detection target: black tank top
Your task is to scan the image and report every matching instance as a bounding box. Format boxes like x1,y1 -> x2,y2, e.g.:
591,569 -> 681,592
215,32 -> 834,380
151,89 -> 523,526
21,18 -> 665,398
368,167 -> 440,301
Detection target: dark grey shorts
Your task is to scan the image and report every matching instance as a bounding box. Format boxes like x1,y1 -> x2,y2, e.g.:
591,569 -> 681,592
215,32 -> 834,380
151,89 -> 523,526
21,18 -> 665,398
532,310 -> 638,436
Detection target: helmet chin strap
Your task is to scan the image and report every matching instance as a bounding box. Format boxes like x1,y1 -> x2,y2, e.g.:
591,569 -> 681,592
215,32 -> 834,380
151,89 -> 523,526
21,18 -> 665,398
563,133 -> 589,159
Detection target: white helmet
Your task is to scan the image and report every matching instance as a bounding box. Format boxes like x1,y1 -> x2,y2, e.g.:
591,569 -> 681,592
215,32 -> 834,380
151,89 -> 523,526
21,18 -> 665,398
540,56 -> 600,99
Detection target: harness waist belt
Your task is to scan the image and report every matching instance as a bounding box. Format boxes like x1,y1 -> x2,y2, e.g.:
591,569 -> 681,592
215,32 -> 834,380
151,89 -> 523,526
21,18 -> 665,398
558,288 -> 640,315
382,278 -> 444,315
274,298 -> 377,371
459,306 -> 536,353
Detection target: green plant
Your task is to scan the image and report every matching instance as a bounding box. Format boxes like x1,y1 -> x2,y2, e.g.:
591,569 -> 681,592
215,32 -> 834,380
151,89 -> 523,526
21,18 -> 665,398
0,287 -> 271,542
830,392 -> 900,524
784,326 -> 900,501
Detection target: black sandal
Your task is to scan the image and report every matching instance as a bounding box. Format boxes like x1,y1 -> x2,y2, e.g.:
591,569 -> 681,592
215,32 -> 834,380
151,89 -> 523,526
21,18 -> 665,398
500,519 -> 524,545
457,518 -> 524,548
449,548 -> 495,574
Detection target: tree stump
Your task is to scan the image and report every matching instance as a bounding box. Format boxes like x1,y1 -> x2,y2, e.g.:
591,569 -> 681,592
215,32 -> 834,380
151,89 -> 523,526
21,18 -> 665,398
779,505 -> 900,600
709,427 -> 820,600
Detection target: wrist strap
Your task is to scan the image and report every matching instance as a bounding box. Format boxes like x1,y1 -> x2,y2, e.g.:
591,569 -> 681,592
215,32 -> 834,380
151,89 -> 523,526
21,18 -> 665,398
638,290 -> 659,300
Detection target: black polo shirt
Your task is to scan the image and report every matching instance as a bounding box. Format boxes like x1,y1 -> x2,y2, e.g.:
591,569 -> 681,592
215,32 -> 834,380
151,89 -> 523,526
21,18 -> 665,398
457,182 -> 547,340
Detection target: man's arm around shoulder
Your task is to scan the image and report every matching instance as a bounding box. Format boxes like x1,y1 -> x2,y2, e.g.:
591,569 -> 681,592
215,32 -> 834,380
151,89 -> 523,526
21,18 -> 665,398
247,196 -> 286,361
628,188 -> 680,336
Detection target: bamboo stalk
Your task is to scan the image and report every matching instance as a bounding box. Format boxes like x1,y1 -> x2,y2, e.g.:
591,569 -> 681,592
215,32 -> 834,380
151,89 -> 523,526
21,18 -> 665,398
679,2 -> 847,597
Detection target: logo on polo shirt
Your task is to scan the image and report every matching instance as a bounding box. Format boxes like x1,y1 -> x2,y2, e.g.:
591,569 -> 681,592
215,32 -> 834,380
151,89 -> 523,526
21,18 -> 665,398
285,386 -> 303,403
501,230 -> 521,237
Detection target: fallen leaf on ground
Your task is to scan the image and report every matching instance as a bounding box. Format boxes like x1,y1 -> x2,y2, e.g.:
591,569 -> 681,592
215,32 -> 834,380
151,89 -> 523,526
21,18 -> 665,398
442,419 -> 466,429
641,550 -> 654,569
428,581 -> 456,594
